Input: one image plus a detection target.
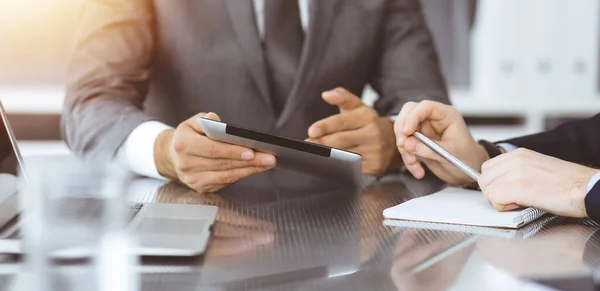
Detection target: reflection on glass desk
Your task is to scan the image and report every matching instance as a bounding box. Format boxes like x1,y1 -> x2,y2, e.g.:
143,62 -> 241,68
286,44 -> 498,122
119,168 -> 595,291
6,159 -> 600,291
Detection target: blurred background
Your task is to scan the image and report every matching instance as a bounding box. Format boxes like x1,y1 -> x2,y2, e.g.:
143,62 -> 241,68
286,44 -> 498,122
1,0 -> 600,156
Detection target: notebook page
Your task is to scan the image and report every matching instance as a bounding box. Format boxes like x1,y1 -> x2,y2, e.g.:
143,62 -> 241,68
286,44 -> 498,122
383,187 -> 540,229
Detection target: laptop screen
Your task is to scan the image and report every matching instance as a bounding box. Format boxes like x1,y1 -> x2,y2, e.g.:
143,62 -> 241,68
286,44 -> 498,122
0,115 -> 19,176
0,102 -> 24,228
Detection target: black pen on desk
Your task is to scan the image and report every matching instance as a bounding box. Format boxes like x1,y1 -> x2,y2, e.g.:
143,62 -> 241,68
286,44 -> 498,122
412,132 -> 480,181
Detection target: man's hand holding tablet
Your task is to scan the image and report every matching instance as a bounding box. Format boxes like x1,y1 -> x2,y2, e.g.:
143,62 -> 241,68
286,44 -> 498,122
198,117 -> 362,186
154,112 -> 276,193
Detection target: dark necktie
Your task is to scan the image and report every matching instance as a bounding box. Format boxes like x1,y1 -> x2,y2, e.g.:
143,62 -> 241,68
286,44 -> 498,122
263,0 -> 304,116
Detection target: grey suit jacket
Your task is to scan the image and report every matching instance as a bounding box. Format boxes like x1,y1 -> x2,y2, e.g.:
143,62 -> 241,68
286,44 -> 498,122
62,0 -> 449,158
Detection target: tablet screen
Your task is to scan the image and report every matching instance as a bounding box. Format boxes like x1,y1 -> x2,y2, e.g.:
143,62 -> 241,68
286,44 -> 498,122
225,124 -> 331,157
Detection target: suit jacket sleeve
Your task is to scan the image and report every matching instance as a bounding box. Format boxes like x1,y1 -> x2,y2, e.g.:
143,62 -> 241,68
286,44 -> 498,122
502,114 -> 600,168
369,0 -> 450,116
61,0 -> 156,158
586,181 -> 600,224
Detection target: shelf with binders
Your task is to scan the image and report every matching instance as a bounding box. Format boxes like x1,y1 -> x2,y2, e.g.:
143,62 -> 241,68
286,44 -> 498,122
450,88 -> 600,141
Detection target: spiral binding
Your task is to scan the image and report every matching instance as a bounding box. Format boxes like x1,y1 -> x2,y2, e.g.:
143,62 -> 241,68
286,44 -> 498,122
515,208 -> 546,225
515,215 -> 556,238
384,215 -> 557,239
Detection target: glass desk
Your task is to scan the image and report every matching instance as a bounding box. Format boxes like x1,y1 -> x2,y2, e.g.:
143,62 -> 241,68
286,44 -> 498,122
6,160 -> 600,291
123,169 -> 597,291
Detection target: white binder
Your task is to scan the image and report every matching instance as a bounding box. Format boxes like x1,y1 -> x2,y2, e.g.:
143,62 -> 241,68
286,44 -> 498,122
557,0 -> 599,99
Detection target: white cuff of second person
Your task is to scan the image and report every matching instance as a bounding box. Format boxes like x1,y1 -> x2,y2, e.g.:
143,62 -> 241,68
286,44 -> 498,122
497,143 -> 518,153
587,172 -> 600,194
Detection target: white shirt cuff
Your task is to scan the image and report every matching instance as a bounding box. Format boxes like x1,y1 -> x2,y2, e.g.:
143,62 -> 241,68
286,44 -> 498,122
497,143 -> 518,153
587,172 -> 600,194
116,121 -> 174,180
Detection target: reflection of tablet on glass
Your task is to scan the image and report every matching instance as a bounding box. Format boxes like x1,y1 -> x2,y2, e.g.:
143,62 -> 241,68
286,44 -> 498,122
198,118 -> 362,185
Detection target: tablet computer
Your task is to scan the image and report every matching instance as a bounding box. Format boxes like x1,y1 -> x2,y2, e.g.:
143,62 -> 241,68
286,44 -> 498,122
198,118 -> 362,185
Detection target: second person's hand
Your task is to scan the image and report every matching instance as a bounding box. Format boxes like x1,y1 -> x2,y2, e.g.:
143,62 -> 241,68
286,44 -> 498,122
306,88 -> 400,177
394,101 -> 488,185
154,112 -> 276,193
479,148 -> 599,217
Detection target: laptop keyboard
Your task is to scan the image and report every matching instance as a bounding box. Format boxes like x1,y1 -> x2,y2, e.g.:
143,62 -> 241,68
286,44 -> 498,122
7,203 -> 144,239
54,199 -> 143,221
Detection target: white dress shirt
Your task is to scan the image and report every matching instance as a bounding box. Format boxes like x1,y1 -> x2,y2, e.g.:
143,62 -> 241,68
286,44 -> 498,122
117,0 -> 311,179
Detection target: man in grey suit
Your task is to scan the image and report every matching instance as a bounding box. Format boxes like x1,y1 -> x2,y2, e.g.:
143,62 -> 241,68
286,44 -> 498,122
62,0 -> 449,193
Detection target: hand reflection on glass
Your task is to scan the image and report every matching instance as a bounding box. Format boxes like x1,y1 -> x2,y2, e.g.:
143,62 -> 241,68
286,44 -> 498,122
390,228 -> 474,291
206,211 -> 275,259
358,182 -> 442,263
478,224 -> 595,278
156,183 -> 276,259
359,185 -> 399,263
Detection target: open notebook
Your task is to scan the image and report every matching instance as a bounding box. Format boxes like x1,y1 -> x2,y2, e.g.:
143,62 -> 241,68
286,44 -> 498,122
383,187 -> 547,229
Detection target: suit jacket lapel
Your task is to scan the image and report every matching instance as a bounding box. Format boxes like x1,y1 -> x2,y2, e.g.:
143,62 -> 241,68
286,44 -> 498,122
277,0 -> 340,125
225,0 -> 272,112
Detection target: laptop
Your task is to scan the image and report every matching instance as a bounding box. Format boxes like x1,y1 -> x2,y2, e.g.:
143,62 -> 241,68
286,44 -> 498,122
0,100 -> 217,257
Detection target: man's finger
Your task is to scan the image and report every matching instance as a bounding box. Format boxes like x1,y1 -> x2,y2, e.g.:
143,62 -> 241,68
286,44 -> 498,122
181,134 -> 264,162
205,237 -> 253,258
189,112 -> 220,134
395,102 -> 418,147
307,129 -> 364,150
403,136 -> 445,163
206,230 -> 274,258
488,191 -> 521,212
497,203 -> 521,212
322,87 -> 364,112
212,222 -> 274,239
481,172 -> 522,210
399,150 -> 418,165
394,148 -> 425,179
393,144 -> 424,178
307,106 -> 372,138
215,208 -> 275,230
184,111 -> 257,160
206,166 -> 271,185
403,101 -> 453,136
187,155 -> 277,172
406,162 -> 425,179
479,157 -> 515,191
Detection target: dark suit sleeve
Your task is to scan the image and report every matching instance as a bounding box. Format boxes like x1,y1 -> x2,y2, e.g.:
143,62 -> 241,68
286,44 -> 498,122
61,0 -> 156,158
586,182 -> 600,224
502,114 -> 600,168
369,0 -> 450,116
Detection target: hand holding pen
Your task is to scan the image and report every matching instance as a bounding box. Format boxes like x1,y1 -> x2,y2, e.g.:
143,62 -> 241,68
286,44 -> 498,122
393,101 -> 489,185
394,100 -> 599,218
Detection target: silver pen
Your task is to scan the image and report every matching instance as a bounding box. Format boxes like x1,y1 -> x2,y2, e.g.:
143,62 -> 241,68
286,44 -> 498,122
412,131 -> 480,181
